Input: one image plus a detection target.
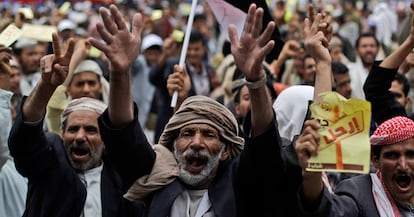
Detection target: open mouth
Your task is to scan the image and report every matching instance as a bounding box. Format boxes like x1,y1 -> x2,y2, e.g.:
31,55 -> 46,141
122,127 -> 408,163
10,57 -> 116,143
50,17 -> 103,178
396,175 -> 411,191
71,147 -> 90,161
185,155 -> 208,174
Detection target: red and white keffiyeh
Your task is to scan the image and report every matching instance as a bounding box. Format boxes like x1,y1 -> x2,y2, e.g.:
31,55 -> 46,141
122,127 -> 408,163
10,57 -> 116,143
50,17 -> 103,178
370,116 -> 414,146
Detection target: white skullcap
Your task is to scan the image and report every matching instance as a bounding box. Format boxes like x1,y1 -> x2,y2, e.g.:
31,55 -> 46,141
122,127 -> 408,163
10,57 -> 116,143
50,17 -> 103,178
61,97 -> 107,128
73,59 -> 103,76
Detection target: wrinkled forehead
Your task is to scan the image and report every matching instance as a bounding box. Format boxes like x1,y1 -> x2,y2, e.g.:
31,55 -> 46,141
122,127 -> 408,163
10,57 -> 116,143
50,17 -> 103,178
180,123 -> 218,133
66,110 -> 100,125
381,137 -> 414,152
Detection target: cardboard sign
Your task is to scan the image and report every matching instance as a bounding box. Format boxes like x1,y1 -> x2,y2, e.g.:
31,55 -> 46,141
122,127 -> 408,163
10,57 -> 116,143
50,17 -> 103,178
307,91 -> 371,174
0,24 -> 23,47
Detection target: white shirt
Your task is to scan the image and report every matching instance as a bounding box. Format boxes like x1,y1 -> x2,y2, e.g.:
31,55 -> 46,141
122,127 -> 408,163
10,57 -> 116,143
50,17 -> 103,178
20,71 -> 41,96
347,58 -> 370,100
78,164 -> 103,217
170,189 -> 215,217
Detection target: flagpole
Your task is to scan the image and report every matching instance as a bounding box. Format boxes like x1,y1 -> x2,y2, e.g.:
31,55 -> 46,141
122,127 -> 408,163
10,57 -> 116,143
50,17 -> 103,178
170,0 -> 198,108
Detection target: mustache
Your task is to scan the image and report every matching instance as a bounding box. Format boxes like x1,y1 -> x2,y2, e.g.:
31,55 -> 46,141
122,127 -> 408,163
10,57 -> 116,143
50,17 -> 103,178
395,170 -> 411,176
69,140 -> 88,148
182,149 -> 209,159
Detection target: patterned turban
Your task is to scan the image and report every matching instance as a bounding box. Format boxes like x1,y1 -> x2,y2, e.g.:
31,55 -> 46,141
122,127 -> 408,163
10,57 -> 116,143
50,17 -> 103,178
61,97 -> 107,128
370,116 -> 414,146
158,95 -> 244,159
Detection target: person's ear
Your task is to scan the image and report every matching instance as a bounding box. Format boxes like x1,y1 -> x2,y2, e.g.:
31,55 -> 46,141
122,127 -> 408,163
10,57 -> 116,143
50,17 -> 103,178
234,102 -> 241,116
371,154 -> 380,170
405,96 -> 411,111
220,144 -> 231,161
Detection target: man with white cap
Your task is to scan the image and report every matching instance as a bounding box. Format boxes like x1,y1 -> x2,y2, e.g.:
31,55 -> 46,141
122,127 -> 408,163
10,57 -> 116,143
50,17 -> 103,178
12,37 -> 45,96
45,58 -> 109,136
8,15 -> 143,217
57,19 -> 76,51
130,33 -> 162,131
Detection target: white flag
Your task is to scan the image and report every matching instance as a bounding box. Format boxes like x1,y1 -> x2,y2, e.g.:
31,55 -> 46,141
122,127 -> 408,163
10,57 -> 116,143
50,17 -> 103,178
205,0 -> 246,40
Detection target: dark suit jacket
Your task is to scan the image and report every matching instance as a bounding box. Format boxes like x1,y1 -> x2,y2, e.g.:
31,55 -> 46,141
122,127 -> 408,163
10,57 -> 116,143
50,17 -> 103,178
8,101 -> 143,217
363,61 -> 412,125
99,105 -> 303,217
298,175 -> 380,217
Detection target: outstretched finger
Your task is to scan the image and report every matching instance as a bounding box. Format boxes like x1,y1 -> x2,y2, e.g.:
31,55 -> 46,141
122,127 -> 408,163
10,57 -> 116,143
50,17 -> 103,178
131,13 -> 143,46
311,13 -> 322,34
308,4 -> 316,23
303,18 -> 311,38
99,7 -> 118,36
258,21 -> 275,49
95,23 -> 113,47
88,34 -> 108,53
251,7 -> 264,39
63,38 -> 75,61
109,4 -> 127,31
228,24 -> 240,49
51,33 -> 61,58
243,4 -> 257,36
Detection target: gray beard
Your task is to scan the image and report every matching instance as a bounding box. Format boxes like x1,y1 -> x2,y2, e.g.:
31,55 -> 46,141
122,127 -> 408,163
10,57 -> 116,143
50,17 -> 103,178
174,146 -> 225,186
66,141 -> 104,173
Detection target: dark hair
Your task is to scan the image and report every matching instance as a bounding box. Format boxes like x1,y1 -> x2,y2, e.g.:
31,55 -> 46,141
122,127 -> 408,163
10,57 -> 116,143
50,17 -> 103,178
355,33 -> 379,48
394,73 -> 410,97
189,30 -> 206,45
332,61 -> 349,76
371,145 -> 382,159
302,53 -> 313,67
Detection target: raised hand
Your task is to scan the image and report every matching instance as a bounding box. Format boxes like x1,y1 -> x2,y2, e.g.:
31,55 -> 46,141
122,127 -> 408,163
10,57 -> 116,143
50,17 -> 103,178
303,6 -> 331,64
307,4 -> 333,43
229,4 -> 275,81
88,4 -> 143,75
40,33 -> 74,87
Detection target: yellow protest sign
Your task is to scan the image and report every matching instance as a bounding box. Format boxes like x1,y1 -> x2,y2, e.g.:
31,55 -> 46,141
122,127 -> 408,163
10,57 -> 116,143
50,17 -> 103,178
307,91 -> 371,174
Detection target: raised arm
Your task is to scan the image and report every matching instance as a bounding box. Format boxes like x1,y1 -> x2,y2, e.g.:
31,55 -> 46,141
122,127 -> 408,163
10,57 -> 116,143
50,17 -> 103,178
229,4 -> 275,136
88,4 -> 143,127
22,33 -> 74,122
303,5 -> 333,103
295,4 -> 333,209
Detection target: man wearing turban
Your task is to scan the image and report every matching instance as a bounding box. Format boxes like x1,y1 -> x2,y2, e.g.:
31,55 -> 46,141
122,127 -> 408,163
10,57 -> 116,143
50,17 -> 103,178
8,5 -> 144,217
94,3 -> 303,217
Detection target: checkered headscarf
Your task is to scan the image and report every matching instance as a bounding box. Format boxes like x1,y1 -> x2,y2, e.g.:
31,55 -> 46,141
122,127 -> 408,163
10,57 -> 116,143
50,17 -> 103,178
370,116 -> 414,146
